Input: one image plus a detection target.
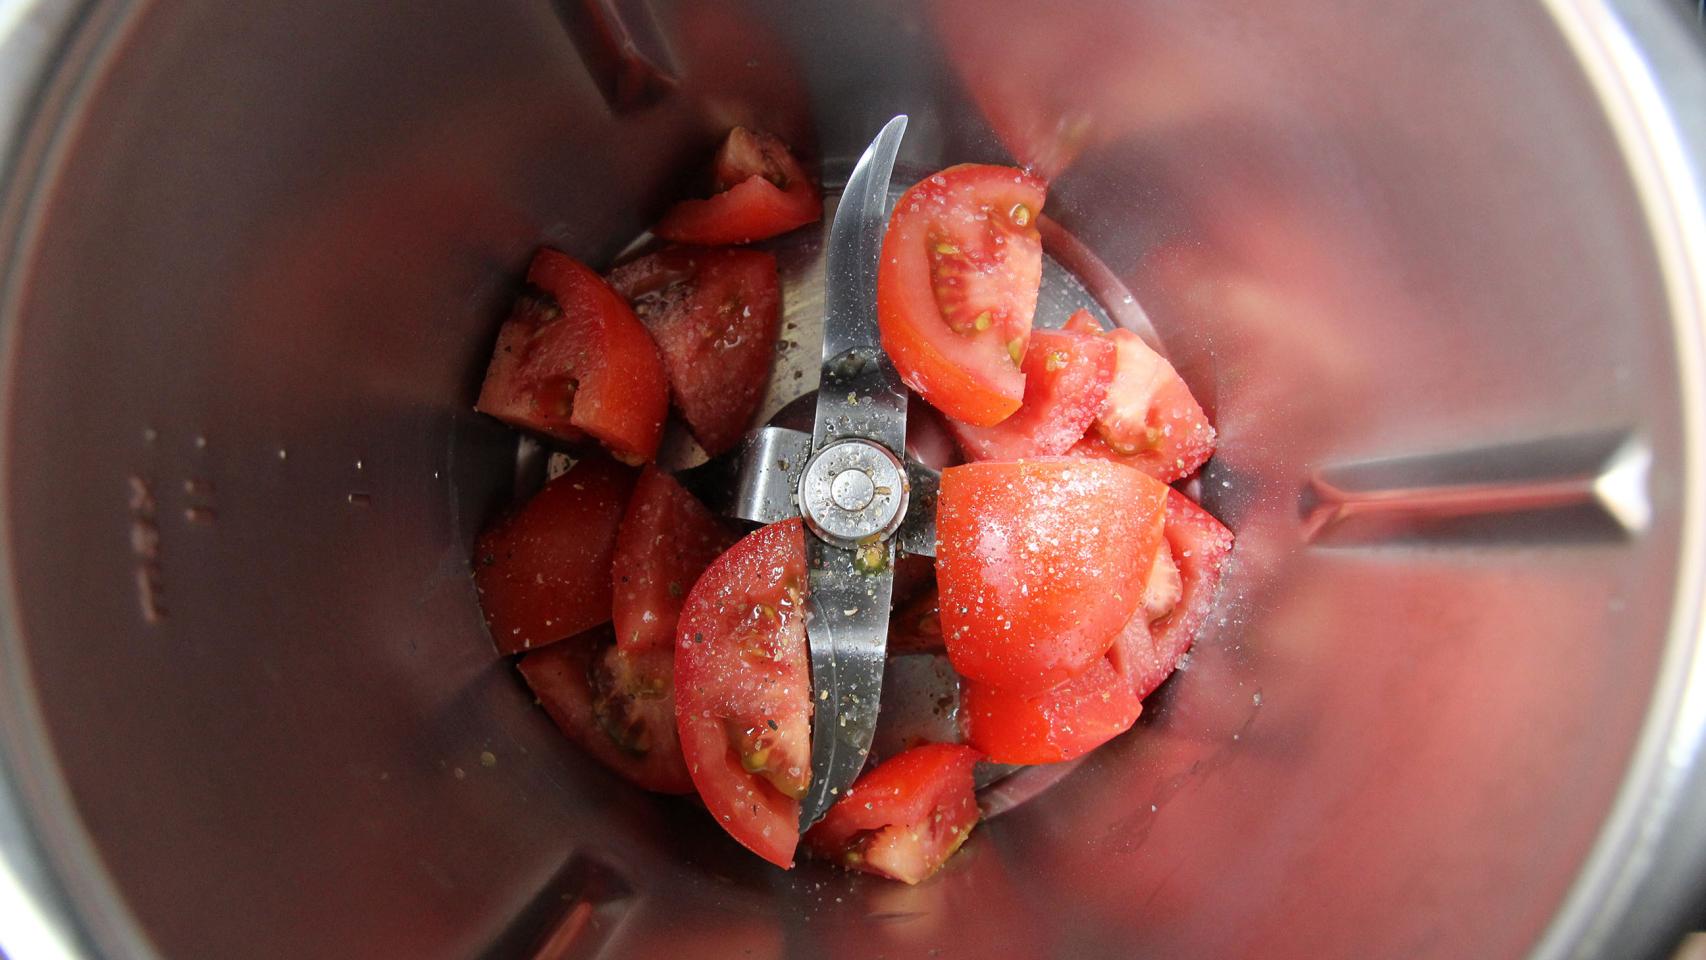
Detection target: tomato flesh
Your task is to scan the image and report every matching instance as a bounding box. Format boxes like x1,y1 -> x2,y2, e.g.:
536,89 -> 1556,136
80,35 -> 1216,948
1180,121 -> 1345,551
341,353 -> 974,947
878,164 -> 1047,426
675,519 -> 812,868
476,248 -> 668,464
1068,328 -> 1215,482
1130,490 -> 1235,699
517,628 -> 694,794
606,246 -> 782,456
936,458 -> 1167,695
474,455 -> 636,654
947,311 -> 1115,460
961,630 -> 1145,764
612,466 -> 737,657
654,128 -> 821,245
804,743 -> 982,884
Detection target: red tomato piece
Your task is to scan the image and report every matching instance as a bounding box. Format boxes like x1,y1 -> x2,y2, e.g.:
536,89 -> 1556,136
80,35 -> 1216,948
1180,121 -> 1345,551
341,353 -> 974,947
888,586 -> 946,656
612,466 -> 738,657
474,455 -> 637,655
1068,328 -> 1215,482
878,164 -> 1048,426
654,128 -> 821,245
936,458 -> 1167,695
1132,490 -> 1235,698
605,246 -> 781,456
1063,308 -> 1104,335
946,312 -> 1115,460
476,248 -> 669,463
1091,490 -> 1236,704
518,628 -> 694,794
804,743 -> 982,884
961,639 -> 1144,765
675,519 -> 812,868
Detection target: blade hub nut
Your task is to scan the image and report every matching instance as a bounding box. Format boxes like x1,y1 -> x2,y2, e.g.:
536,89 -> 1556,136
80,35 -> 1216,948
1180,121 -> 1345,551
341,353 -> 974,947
798,440 -> 909,548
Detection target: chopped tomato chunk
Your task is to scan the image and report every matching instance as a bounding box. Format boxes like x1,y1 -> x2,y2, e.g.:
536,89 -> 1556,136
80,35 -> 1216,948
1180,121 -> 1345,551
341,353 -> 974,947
474,454 -> 636,654
476,248 -> 668,463
675,519 -> 812,868
654,128 -> 821,245
878,164 -> 1047,426
805,743 -> 982,883
1069,327 -> 1214,482
612,466 -> 737,656
606,246 -> 781,456
936,458 -> 1167,695
518,629 -> 694,794
947,310 -> 1115,460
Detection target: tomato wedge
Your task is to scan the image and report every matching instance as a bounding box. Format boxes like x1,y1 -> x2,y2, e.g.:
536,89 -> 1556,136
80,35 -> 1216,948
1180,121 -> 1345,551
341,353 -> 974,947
612,466 -> 738,656
804,743 -> 982,884
654,128 -> 821,245
1068,327 -> 1215,482
936,458 -> 1167,695
606,247 -> 781,456
675,519 -> 812,868
474,454 -> 636,655
947,310 -> 1115,460
1128,490 -> 1235,699
961,630 -> 1144,765
518,628 -> 694,794
476,248 -> 668,463
878,164 -> 1047,426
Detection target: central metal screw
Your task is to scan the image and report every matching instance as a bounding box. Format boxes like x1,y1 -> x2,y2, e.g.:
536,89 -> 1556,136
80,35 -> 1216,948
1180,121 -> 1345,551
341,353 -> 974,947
798,439 -> 910,548
830,469 -> 876,511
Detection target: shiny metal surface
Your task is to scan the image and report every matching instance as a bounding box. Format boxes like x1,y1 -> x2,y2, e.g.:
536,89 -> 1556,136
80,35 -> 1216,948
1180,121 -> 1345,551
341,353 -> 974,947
896,460 -> 940,557
0,2 -> 1701,960
798,117 -> 908,829
689,424 -> 810,526
796,438 -> 908,547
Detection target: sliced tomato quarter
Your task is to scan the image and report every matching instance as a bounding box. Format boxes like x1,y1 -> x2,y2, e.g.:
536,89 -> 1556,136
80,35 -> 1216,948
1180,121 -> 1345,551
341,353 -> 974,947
474,454 -> 636,655
654,128 -> 821,245
612,466 -> 738,657
606,246 -> 781,456
804,743 -> 982,884
675,518 -> 812,868
476,248 -> 668,464
878,164 -> 1047,426
947,312 -> 1115,460
518,629 -> 694,794
1069,327 -> 1215,482
936,458 -> 1167,695
962,642 -> 1143,765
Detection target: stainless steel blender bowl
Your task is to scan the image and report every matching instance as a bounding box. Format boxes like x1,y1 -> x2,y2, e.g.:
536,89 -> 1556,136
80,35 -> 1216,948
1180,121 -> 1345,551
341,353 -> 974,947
0,1 -> 1704,958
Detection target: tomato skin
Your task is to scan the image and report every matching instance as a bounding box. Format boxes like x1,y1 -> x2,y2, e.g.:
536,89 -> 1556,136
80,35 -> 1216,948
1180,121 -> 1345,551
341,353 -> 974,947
654,128 -> 821,245
518,629 -> 694,794
936,458 -> 1167,695
477,249 -> 668,464
878,165 -> 1047,426
675,519 -> 812,868
1136,490 -> 1235,698
606,246 -> 781,456
966,491 -> 1233,762
611,467 -> 737,656
961,638 -> 1143,765
804,743 -> 982,884
947,312 -> 1115,460
474,455 -> 636,654
1068,328 -> 1215,482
